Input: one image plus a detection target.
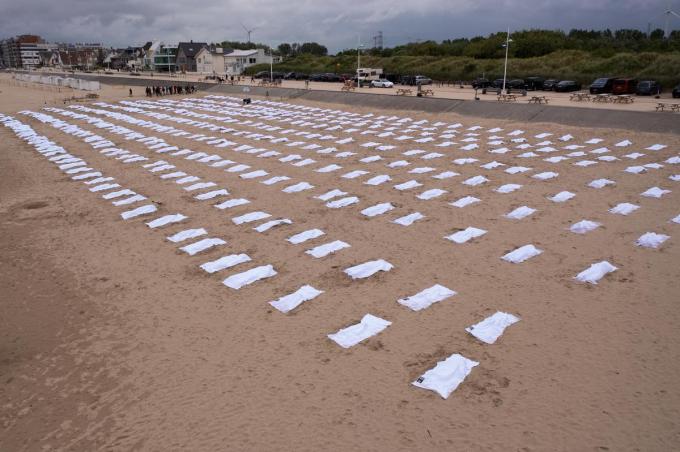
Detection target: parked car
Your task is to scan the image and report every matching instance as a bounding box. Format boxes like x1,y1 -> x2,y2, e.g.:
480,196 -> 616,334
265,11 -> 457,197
371,79 -> 394,88
635,80 -> 661,96
507,79 -> 526,90
673,83 -> 680,98
472,78 -> 491,89
414,75 -> 432,85
612,78 -> 637,95
253,71 -> 270,79
589,77 -> 616,94
555,80 -> 582,92
542,79 -> 560,90
400,75 -> 416,85
524,77 -> 545,91
284,72 -> 308,80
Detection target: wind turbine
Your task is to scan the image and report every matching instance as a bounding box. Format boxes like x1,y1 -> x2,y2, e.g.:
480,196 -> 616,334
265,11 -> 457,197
240,22 -> 257,43
656,1 -> 680,37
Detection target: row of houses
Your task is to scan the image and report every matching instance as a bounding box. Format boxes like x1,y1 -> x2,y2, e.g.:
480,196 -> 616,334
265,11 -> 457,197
0,35 -> 104,70
1,35 -> 279,75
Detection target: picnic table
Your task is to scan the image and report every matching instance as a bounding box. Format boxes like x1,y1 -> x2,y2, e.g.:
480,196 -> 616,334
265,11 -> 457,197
655,103 -> 680,112
396,88 -> 412,96
421,89 -> 435,97
341,81 -> 355,92
497,94 -> 517,102
528,95 -> 548,104
569,92 -> 590,102
592,94 -> 612,103
612,95 -> 634,104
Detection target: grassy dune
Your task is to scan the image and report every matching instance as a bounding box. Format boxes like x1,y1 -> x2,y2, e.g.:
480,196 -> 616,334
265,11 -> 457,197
246,50 -> 680,87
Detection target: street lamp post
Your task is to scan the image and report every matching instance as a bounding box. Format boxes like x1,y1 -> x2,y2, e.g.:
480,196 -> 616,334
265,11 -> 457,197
270,45 -> 273,83
357,35 -> 362,87
502,27 -> 512,94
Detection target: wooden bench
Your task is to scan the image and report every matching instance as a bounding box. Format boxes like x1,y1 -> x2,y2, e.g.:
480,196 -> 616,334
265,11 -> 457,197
528,95 -> 548,104
396,88 -> 412,96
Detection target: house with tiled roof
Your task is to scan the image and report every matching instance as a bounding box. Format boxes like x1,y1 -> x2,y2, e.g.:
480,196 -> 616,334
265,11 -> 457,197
176,41 -> 207,72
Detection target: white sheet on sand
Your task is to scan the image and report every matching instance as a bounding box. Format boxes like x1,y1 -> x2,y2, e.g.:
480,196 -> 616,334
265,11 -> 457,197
365,175 -> 391,186
146,213 -> 187,229
445,227 -> 487,244
102,189 -> 135,199
412,353 -> 479,399
533,171 -> 558,180
167,228 -> 207,243
609,203 -> 639,215
254,218 -> 292,232
269,285 -> 324,313
466,312 -> 520,344
641,187 -> 671,198
496,184 -> 522,194
463,175 -> 488,186
240,170 -> 269,179
394,180 -> 422,191
306,240 -> 350,258
283,182 -> 314,193
180,238 -> 226,256
505,166 -> 531,174
195,189 -> 229,200
176,176 -> 201,185
215,198 -> 250,209
327,196 -> 359,209
570,220 -> 601,234
261,176 -> 290,185
433,171 -> 459,179
393,212 -> 424,226
549,191 -> 575,202
90,183 -> 120,192
361,203 -> 394,217
120,204 -> 157,220
344,259 -> 393,279
288,229 -> 325,244
316,164 -> 342,173
589,179 -> 615,189
200,253 -> 251,273
450,196 -> 480,208
636,232 -> 670,249
505,206 -> 536,220
232,211 -> 271,225
223,264 -> 277,290
160,171 -> 187,179
342,170 -> 369,179
417,189 -> 447,200
502,244 -> 543,263
575,261 -> 617,284
85,177 -> 114,185
672,214 -> 680,224
316,189 -> 347,201
184,182 -> 217,192
72,171 -> 102,180
112,194 -> 147,206
327,314 -> 391,348
398,284 -> 456,311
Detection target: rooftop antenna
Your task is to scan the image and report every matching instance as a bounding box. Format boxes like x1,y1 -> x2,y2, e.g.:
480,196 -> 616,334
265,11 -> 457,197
240,22 -> 257,43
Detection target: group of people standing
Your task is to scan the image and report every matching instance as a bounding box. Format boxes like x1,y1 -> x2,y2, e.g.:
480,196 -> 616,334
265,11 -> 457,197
145,85 -> 196,97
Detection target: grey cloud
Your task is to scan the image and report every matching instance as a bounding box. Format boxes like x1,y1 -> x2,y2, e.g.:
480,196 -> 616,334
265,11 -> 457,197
0,0 -> 673,51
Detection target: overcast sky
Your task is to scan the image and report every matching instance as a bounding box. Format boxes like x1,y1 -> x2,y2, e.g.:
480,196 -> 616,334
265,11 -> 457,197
0,0 -> 675,51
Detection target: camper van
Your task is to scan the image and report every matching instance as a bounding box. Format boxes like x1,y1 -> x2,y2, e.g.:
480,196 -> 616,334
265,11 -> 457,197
356,68 -> 383,87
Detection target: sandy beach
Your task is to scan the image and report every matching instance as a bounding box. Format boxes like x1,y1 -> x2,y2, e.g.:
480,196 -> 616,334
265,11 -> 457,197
1,78 -> 679,451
